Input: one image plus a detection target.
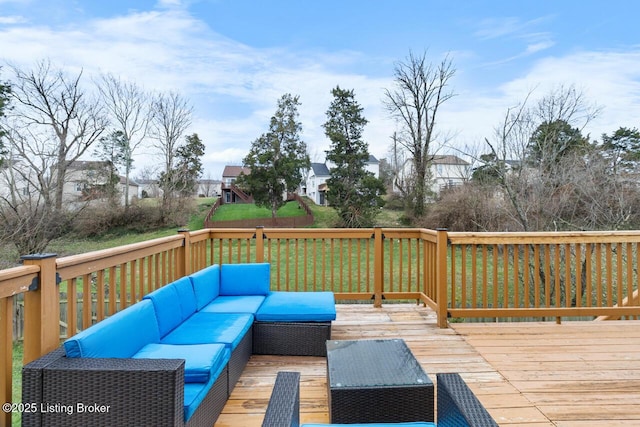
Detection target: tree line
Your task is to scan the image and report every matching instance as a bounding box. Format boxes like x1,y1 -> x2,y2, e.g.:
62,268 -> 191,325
424,86 -> 640,232
0,60 -> 204,255
2,51 -> 638,256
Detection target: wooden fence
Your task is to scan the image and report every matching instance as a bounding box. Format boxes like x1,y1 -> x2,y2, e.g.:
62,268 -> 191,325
3,228 -> 640,425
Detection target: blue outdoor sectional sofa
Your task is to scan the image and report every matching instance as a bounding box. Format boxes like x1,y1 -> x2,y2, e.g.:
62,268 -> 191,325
21,263 -> 336,427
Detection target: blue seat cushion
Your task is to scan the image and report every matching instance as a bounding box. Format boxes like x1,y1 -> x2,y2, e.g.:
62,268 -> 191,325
199,295 -> 266,314
220,263 -> 271,296
161,312 -> 254,350
302,424 -> 436,427
190,264 -> 221,310
183,356 -> 225,423
256,291 -> 336,322
63,299 -> 160,358
133,342 -> 229,383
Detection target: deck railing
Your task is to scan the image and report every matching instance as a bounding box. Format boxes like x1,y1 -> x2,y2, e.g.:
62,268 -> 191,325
2,227 -> 640,425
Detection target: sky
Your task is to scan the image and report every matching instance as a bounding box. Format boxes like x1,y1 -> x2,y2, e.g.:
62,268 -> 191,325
1,0 -> 639,180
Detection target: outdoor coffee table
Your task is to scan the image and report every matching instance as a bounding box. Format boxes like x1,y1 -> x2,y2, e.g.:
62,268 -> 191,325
326,338 -> 434,423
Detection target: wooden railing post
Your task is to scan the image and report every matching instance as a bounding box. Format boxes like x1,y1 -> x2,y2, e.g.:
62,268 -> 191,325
21,253 -> 60,364
436,229 -> 449,328
1,295 -> 12,426
255,226 -> 265,263
178,229 -> 191,277
373,227 -> 384,308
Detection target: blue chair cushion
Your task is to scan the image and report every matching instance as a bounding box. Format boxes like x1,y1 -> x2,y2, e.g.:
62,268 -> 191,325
133,342 -> 229,383
256,291 -> 336,322
190,264 -> 221,310
199,295 -> 266,314
161,312 -> 254,350
220,263 -> 271,296
63,299 -> 160,358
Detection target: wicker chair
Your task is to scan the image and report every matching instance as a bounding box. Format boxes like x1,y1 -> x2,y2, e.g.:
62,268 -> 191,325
262,371 -> 498,427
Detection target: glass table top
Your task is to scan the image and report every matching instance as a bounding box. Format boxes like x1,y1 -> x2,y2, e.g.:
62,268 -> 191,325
326,339 -> 432,388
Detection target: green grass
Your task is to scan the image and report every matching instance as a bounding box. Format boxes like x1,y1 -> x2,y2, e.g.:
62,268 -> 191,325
12,342 -> 22,427
211,201 -> 305,221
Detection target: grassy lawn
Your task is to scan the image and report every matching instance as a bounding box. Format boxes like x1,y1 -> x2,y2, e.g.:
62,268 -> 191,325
11,342 -> 22,427
211,201 -> 305,221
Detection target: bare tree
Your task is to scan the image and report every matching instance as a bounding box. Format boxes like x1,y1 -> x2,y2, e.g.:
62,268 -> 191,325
97,73 -> 150,208
0,60 -> 109,254
384,51 -> 456,217
4,59 -> 108,212
482,85 -> 600,231
148,91 -> 192,219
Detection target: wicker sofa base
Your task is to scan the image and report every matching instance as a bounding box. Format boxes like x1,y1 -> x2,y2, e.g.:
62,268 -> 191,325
252,322 -> 332,356
22,347 -> 230,427
228,324 -> 253,395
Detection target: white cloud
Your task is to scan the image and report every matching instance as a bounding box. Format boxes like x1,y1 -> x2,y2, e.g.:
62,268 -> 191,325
0,15 -> 26,24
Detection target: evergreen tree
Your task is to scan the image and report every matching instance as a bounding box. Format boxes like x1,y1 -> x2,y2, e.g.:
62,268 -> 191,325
526,119 -> 590,172
600,127 -> 640,175
160,133 -> 205,198
239,94 -> 309,218
324,86 -> 385,227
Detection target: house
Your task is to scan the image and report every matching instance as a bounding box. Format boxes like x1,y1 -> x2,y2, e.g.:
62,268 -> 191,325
364,154 -> 381,178
394,154 -> 471,197
0,158 -> 34,202
62,161 -> 138,206
137,179 -> 162,199
301,155 -> 380,206
221,166 -> 252,203
197,179 -> 221,198
303,162 -> 331,206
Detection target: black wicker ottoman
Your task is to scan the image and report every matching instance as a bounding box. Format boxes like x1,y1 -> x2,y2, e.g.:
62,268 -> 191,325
253,291 -> 335,356
253,321 -> 331,356
326,339 -> 434,423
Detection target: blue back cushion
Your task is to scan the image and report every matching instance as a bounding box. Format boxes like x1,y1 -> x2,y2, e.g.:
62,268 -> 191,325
63,299 -> 160,358
220,263 -> 271,296
144,284 -> 182,336
190,264 -> 220,310
172,276 -> 198,319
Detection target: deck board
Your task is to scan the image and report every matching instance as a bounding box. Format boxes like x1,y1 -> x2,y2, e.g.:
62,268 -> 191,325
215,304 -> 639,426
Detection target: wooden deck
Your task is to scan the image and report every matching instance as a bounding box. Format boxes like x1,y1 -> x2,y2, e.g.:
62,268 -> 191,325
215,304 -> 640,426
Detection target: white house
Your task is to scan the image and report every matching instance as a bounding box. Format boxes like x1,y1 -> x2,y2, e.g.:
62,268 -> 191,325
303,162 -> 331,206
394,155 -> 471,197
62,161 -> 138,206
197,179 -> 221,197
1,158 -> 139,209
301,155 -> 380,206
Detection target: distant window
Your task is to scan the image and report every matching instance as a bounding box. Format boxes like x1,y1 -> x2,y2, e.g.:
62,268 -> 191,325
22,187 -> 29,196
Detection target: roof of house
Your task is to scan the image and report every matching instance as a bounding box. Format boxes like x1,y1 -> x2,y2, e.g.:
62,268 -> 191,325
432,155 -> 469,166
367,154 -> 379,163
119,176 -> 139,186
310,162 -> 330,176
222,165 -> 251,178
68,160 -> 113,170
